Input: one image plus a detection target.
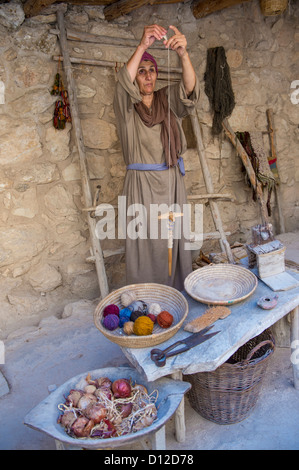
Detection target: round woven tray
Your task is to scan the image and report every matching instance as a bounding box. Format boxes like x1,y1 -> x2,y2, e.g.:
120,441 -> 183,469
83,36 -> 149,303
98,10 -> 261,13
94,283 -> 189,348
184,264 -> 258,305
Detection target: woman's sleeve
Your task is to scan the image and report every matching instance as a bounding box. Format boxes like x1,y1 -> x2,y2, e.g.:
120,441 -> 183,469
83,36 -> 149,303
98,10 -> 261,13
113,64 -> 142,121
169,75 -> 200,118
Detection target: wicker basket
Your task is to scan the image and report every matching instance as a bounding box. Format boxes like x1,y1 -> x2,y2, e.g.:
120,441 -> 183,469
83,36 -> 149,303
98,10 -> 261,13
185,329 -> 275,424
94,283 -> 189,348
260,0 -> 288,16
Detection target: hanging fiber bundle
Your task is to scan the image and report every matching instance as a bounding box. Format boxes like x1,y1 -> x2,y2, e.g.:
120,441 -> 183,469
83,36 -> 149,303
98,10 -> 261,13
204,47 -> 235,135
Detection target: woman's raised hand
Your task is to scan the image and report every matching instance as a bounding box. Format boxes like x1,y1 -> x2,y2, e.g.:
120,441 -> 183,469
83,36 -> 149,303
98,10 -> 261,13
164,25 -> 187,58
139,24 -> 168,51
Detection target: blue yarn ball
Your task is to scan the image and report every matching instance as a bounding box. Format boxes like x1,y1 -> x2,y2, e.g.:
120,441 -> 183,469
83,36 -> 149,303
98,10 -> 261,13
103,314 -> 119,331
119,308 -> 132,328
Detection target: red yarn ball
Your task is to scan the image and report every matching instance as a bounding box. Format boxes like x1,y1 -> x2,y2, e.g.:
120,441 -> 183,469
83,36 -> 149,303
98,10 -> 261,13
147,313 -> 157,324
157,311 -> 173,329
103,304 -> 119,318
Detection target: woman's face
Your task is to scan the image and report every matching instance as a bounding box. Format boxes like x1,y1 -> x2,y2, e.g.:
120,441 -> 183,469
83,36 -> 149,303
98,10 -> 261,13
136,60 -> 157,97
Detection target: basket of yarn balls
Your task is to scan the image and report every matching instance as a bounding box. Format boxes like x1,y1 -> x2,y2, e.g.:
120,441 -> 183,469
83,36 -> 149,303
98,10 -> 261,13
94,283 -> 189,348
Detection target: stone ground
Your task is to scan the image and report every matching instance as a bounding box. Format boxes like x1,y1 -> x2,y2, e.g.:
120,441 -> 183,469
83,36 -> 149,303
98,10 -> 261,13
0,232 -> 298,450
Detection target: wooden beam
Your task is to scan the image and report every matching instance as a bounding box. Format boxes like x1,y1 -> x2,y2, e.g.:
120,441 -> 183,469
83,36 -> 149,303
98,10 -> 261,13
192,0 -> 252,19
50,27 -> 168,49
24,0 -> 57,17
104,0 -> 150,21
52,55 -> 182,74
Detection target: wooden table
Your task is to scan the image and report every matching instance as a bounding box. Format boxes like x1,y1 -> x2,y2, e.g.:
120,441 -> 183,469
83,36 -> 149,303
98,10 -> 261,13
121,269 -> 299,442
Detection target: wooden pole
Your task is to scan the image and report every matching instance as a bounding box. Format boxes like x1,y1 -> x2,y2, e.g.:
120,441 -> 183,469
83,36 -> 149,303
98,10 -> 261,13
56,6 -> 109,299
190,111 -> 235,263
222,118 -> 269,224
266,108 -> 285,234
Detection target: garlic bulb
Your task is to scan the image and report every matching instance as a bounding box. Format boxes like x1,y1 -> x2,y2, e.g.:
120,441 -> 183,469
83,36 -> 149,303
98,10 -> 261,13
148,302 -> 162,316
121,290 -> 137,307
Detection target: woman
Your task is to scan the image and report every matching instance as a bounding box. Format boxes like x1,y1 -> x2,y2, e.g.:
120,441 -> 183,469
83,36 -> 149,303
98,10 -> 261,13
113,24 -> 199,291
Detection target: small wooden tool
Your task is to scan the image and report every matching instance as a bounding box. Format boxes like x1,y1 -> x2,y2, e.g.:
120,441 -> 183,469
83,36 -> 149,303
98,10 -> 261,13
184,306 -> 231,333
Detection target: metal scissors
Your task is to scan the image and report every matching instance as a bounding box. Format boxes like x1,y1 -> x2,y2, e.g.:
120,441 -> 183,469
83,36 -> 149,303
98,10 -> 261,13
150,325 -> 219,367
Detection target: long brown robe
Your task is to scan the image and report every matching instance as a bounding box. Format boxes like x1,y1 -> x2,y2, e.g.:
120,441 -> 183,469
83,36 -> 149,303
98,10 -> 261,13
113,65 -> 200,291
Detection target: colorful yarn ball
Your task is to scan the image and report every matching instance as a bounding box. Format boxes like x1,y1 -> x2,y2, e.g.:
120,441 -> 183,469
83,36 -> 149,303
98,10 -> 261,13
133,316 -> 154,336
148,302 -> 162,316
157,311 -> 173,329
103,304 -> 119,318
130,310 -> 144,322
147,313 -> 157,324
119,308 -> 132,328
123,321 -> 134,336
103,314 -> 119,331
121,290 -> 137,307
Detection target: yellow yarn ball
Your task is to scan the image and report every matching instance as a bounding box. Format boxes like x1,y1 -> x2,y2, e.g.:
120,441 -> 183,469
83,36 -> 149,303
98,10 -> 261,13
133,316 -> 154,336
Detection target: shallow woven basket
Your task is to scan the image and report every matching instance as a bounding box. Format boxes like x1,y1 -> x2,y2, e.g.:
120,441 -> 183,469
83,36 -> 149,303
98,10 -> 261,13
185,329 -> 275,425
260,0 -> 288,15
94,283 -> 189,348
184,264 -> 258,305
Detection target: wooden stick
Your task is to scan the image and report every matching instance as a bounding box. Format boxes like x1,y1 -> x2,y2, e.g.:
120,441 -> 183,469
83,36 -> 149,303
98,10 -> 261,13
52,55 -> 182,74
56,7 -> 109,299
187,193 -> 235,201
50,27 -> 168,50
266,108 -> 285,234
222,118 -> 269,224
190,112 -> 235,263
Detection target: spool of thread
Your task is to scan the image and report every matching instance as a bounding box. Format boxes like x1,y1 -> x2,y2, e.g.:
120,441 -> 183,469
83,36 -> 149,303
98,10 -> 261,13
157,311 -> 173,329
103,304 -> 119,318
103,314 -> 119,331
148,302 -> 162,316
133,316 -> 154,336
121,290 -> 137,307
119,308 -> 132,328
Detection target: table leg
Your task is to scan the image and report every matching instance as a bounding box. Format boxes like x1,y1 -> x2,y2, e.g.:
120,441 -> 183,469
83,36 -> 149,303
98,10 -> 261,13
151,425 -> 166,450
290,306 -> 299,390
171,371 -> 185,443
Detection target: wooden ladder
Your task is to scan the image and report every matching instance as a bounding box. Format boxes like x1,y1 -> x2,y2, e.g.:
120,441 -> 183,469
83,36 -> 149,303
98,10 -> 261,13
56,8 -> 109,299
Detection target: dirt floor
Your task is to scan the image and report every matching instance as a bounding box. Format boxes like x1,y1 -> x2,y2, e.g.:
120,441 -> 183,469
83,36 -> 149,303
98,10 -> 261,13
0,231 -> 298,450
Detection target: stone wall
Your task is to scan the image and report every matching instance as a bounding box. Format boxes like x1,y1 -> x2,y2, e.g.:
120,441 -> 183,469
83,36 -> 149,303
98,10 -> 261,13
0,0 -> 298,337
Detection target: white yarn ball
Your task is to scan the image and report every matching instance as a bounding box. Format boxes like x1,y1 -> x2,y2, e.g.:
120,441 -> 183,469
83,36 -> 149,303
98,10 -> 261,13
148,302 -> 162,316
121,290 -> 137,307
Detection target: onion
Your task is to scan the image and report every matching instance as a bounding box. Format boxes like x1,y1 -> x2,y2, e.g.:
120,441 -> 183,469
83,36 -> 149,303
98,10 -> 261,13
77,393 -> 97,410
112,379 -> 131,398
58,410 -> 77,429
71,417 -> 94,438
119,402 -> 133,418
95,388 -> 112,401
91,419 -> 117,439
65,389 -> 84,407
96,377 -> 112,389
84,403 -> 107,424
